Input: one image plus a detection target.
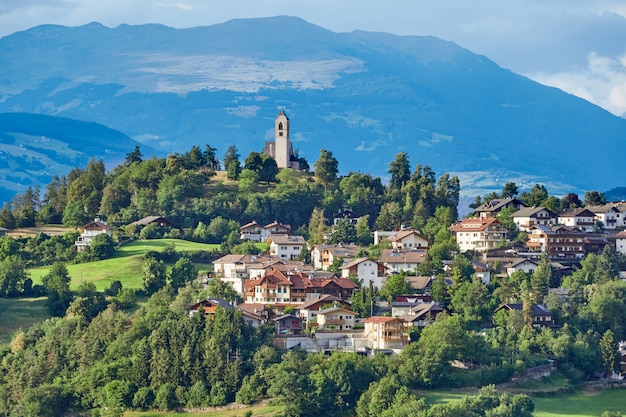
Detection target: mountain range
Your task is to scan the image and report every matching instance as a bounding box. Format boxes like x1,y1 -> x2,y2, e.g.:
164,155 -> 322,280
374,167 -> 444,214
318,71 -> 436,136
1,16 -> 625,204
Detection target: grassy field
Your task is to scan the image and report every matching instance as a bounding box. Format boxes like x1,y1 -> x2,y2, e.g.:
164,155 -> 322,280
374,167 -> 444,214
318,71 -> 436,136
123,403 -> 283,417
29,239 -> 221,291
416,384 -> 626,417
533,389 -> 626,417
0,297 -> 51,344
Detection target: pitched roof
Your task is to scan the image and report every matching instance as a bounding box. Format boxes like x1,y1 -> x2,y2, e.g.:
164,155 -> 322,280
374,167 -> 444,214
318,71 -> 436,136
558,208 -> 596,218
130,215 -> 173,226
297,294 -> 343,310
406,276 -> 432,290
388,229 -> 428,243
449,217 -> 500,232
506,258 -> 539,268
341,257 -> 372,269
267,235 -> 306,245
616,230 -> 626,239
362,316 -> 403,324
586,204 -> 620,213
380,249 -> 428,264
318,306 -> 354,315
512,207 -> 556,217
495,303 -> 552,316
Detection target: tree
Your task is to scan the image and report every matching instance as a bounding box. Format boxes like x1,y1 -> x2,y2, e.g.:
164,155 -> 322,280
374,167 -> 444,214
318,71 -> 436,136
207,278 -> 241,303
0,255 -> 29,297
90,233 -> 116,260
244,151 -> 263,172
142,257 -> 167,295
561,193 -> 582,209
599,329 -> 618,380
380,273 -> 413,303
314,148 -> 339,187
42,262 -> 72,316
388,152 -> 411,190
329,218 -> 357,244
308,207 -> 327,245
169,257 -> 198,290
584,190 -> 607,206
355,215 -> 372,246
520,184 -> 548,207
258,154 -> 278,185
223,145 -> 240,172
500,182 -> 519,198
125,145 -> 143,166
226,159 -> 242,180
204,145 -> 220,170
530,253 -> 551,304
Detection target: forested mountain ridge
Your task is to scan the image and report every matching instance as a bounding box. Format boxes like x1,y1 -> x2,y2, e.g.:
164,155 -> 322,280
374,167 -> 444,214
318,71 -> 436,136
0,112 -> 154,204
1,16 -> 625,200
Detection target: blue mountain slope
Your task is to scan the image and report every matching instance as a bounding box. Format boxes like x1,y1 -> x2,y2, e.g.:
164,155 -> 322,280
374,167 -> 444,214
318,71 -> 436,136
0,16 -> 624,197
0,113 -> 154,203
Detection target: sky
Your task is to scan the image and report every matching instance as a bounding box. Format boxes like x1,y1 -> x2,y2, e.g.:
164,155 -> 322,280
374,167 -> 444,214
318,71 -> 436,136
2,0 -> 626,116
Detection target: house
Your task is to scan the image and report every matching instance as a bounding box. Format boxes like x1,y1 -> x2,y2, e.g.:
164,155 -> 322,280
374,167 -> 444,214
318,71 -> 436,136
188,298 -> 234,319
213,254 -> 277,294
75,217 -> 113,251
297,294 -> 350,323
494,303 -> 556,328
474,198 -> 526,219
399,303 -> 446,328
450,217 -> 509,252
558,208 -> 597,232
274,314 -> 304,335
512,207 -> 557,232
241,310 -> 265,327
587,204 -> 622,230
130,215 -> 176,228
0,227 -> 7,236
240,220 -> 291,242
388,228 -> 430,250
311,244 -> 360,270
341,257 -> 386,289
238,302 -> 275,323
616,230 -> 626,256
333,208 -> 360,225
391,294 -> 433,316
526,225 -> 586,260
505,258 -> 539,276
306,276 -> 358,301
244,269 -> 293,304
267,235 -> 306,260
316,307 -> 357,330
472,260 -> 492,285
380,249 -> 428,274
361,316 -> 410,350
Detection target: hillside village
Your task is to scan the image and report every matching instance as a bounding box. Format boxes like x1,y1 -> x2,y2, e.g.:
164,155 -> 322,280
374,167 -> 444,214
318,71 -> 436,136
0,111 -> 625,415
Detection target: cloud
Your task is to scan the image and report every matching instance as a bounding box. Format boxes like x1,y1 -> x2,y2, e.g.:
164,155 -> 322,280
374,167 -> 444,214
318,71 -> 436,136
529,52 -> 626,116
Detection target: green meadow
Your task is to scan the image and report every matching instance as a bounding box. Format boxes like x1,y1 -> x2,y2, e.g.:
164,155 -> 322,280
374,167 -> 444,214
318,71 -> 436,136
416,384 -> 626,417
0,297 -> 51,344
28,239 -> 221,291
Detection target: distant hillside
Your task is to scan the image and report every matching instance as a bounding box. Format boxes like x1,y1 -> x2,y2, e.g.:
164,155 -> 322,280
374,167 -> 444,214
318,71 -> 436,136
0,113 -> 154,203
1,16 -> 625,199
